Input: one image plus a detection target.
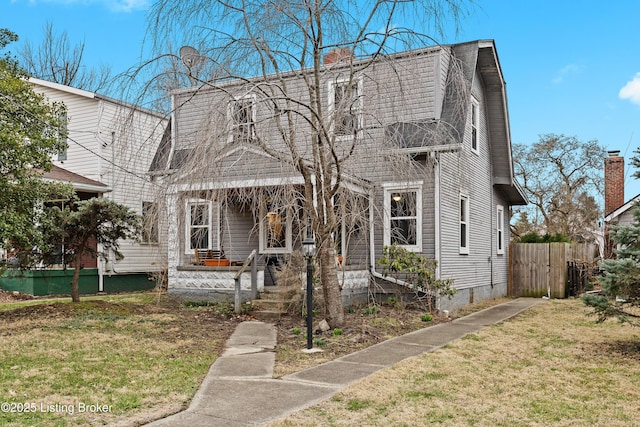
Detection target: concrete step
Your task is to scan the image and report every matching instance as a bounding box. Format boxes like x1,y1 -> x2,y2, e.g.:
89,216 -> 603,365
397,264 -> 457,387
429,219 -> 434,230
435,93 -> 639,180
251,286 -> 302,320
252,309 -> 285,321
252,299 -> 284,311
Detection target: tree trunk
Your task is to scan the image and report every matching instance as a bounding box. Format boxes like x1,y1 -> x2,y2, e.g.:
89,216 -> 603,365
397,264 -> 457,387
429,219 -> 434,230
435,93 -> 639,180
319,244 -> 344,328
71,258 -> 82,303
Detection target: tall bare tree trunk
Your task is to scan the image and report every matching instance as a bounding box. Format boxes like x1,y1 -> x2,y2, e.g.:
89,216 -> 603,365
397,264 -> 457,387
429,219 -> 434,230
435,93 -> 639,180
318,242 -> 344,328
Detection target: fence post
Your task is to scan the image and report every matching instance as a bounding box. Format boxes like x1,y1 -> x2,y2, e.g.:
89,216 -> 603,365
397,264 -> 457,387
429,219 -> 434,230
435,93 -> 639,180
234,276 -> 241,314
251,254 -> 258,300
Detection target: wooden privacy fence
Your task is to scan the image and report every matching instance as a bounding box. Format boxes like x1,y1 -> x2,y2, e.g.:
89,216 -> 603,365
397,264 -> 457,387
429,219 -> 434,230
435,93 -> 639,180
509,242 -> 598,298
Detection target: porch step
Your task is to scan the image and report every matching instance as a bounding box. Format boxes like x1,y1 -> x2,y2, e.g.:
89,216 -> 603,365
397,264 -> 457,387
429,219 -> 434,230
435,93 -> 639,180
251,309 -> 285,321
251,286 -> 303,321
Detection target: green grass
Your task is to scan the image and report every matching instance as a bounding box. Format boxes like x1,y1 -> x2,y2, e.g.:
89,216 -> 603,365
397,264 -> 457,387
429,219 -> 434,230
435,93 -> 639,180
272,299 -> 640,427
0,292 -> 233,426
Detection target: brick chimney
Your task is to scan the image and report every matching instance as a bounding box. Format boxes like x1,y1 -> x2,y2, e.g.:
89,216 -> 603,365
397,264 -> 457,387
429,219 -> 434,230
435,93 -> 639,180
604,150 -> 624,216
324,48 -> 352,65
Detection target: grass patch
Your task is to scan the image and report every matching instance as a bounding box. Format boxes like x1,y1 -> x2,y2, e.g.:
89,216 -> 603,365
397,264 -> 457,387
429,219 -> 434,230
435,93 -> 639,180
0,292 -> 239,426
271,299 -> 640,426
346,398 -> 373,411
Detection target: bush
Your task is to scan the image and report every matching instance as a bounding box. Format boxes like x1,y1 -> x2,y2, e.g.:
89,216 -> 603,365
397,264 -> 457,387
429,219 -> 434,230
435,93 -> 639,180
377,244 -> 456,313
421,314 -> 433,322
516,232 -> 571,243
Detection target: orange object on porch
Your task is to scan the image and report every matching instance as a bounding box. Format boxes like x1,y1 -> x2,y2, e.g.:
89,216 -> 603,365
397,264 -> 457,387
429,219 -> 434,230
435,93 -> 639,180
204,259 -> 230,267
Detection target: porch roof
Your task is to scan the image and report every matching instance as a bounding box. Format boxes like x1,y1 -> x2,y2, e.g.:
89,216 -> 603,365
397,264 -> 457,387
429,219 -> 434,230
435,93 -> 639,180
169,144 -> 372,194
42,165 -> 111,194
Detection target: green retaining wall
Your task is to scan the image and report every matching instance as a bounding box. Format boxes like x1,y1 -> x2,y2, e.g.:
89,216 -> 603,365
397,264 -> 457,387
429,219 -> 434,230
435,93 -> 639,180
0,269 -> 156,296
103,274 -> 156,293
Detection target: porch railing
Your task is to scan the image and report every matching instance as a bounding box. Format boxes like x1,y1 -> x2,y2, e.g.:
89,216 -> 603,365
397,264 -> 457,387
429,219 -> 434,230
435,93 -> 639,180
234,249 -> 258,314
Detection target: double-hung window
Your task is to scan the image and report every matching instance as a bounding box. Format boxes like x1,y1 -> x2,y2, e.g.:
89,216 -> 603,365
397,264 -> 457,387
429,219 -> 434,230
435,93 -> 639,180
185,199 -> 220,253
496,205 -> 505,255
459,194 -> 470,254
470,97 -> 479,154
383,183 -> 422,251
228,95 -> 256,143
328,77 -> 362,139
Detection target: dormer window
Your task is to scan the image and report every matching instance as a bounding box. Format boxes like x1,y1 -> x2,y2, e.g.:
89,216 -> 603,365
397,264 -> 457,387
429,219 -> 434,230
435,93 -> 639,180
329,78 -> 362,139
228,95 -> 256,143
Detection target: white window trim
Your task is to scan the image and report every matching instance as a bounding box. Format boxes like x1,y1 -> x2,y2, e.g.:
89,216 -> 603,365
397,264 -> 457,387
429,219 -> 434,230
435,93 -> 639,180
470,97 -> 479,155
459,193 -> 470,255
332,194 -> 348,260
259,204 -> 293,254
383,182 -> 423,252
328,77 -> 363,141
184,199 -> 220,254
496,205 -> 505,255
227,94 -> 257,144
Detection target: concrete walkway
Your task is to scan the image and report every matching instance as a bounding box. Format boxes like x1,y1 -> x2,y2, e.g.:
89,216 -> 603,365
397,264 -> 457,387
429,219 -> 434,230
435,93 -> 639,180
145,298 -> 539,427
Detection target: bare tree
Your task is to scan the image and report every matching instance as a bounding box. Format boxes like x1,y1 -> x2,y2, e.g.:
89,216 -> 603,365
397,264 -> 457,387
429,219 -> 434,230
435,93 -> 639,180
513,134 -> 606,243
18,22 -> 112,93
145,0 -> 473,327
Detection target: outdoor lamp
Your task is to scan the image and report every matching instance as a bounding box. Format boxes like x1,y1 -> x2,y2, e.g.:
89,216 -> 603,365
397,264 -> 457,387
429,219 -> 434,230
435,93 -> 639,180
302,236 -> 316,259
302,235 -> 316,349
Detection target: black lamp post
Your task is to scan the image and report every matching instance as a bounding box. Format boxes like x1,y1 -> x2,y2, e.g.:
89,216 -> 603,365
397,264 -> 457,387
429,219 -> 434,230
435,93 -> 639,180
302,236 -> 316,350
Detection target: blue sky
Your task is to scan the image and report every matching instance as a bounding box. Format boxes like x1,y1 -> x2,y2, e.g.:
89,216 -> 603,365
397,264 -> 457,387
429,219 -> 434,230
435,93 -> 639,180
3,0 -> 640,197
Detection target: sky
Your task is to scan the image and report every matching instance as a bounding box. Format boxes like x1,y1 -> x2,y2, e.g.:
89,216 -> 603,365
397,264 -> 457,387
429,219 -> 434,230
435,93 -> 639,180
3,0 -> 640,198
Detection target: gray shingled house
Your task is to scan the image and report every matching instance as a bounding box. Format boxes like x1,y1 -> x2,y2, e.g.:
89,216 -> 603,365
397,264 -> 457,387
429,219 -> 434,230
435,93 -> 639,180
151,40 -> 527,310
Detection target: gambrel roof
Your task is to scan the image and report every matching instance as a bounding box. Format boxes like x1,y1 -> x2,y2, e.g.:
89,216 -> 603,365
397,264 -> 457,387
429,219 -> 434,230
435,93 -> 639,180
447,41 -> 526,205
155,40 -> 526,204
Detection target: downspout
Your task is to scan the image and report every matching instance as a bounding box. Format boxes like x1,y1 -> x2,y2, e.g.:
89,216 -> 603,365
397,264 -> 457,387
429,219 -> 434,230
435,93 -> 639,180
98,131 -> 116,292
434,153 -> 441,279
490,172 -> 494,289
369,187 -> 375,272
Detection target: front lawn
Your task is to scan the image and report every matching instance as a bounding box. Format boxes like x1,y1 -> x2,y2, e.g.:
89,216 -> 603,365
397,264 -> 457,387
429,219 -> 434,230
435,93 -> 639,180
0,293 -> 240,426
272,298 -> 640,427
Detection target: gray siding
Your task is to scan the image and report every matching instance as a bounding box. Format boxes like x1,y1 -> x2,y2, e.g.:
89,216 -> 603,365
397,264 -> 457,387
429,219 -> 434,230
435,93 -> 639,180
172,48 -> 449,178
617,209 -> 636,227
221,203 -> 259,262
167,41 -> 523,304
438,70 -> 494,290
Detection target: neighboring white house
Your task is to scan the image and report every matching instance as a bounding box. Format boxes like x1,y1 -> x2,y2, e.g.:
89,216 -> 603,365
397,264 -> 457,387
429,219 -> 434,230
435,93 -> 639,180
26,78 -> 168,294
151,40 -> 527,309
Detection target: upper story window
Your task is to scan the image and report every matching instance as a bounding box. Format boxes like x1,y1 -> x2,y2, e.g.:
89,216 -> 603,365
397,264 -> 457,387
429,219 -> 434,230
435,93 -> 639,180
460,193 -> 470,254
328,77 -> 362,139
185,199 -> 220,254
228,95 -> 256,143
383,183 -> 422,252
470,97 -> 479,154
496,205 -> 505,255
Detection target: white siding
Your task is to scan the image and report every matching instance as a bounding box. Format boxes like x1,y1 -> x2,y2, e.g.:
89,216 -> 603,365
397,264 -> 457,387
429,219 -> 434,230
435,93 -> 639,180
34,82 -> 167,274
